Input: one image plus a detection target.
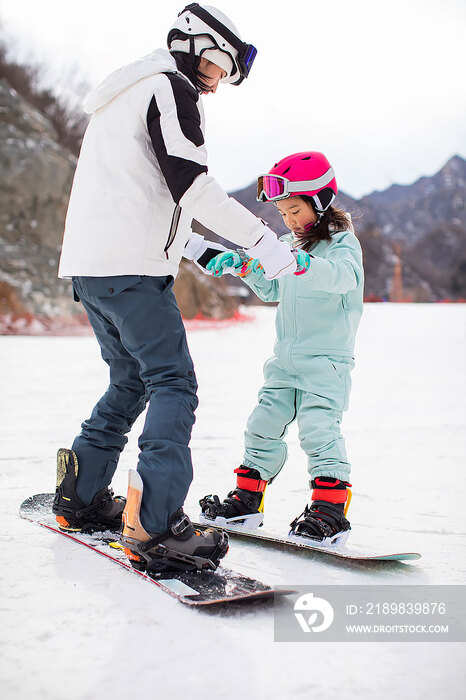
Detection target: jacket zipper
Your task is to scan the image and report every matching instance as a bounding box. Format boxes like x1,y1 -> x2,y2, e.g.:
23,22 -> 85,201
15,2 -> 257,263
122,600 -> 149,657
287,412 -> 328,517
164,204 -> 182,259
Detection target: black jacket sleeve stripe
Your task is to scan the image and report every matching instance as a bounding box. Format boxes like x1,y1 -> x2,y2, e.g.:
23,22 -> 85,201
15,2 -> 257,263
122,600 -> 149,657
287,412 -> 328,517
165,73 -> 205,147
146,77 -> 208,204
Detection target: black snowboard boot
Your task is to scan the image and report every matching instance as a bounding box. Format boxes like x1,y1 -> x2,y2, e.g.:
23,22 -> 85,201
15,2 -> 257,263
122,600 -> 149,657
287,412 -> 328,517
199,466 -> 267,529
289,477 -> 352,546
52,448 -> 125,532
120,469 -> 229,574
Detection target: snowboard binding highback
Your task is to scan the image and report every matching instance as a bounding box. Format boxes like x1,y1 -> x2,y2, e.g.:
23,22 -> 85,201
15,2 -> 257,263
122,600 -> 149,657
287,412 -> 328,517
52,448 -> 125,533
120,470 -> 229,574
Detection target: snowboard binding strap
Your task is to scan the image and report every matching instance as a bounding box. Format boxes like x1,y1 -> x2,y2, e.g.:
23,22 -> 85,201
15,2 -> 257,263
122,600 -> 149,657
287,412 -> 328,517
310,477 -> 352,516
234,467 -> 267,493
138,512 -> 193,552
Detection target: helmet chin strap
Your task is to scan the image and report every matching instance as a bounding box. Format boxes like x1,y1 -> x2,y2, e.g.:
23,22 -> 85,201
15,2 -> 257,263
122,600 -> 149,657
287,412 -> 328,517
304,211 -> 325,232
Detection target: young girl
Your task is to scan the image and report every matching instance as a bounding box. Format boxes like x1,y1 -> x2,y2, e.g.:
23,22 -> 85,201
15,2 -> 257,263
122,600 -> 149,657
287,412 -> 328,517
198,151 -> 364,545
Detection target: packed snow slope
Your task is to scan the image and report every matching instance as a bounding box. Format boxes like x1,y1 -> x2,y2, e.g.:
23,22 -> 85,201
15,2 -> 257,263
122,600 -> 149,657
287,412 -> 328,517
1,304 -> 465,700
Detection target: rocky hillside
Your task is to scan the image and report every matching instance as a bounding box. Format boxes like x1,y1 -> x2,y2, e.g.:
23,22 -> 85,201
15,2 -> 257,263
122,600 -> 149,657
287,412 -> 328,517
0,79 -> 76,317
0,79 -> 238,328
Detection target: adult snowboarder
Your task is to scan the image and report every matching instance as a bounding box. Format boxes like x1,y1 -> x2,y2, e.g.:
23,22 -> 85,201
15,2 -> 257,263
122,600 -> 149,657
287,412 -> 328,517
54,4 -> 299,573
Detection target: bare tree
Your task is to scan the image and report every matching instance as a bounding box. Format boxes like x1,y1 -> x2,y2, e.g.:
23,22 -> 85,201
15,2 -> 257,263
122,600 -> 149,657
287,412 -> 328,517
0,30 -> 89,156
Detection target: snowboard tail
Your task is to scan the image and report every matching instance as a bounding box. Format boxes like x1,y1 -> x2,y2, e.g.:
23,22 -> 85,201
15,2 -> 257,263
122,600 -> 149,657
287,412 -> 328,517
19,494 -> 293,607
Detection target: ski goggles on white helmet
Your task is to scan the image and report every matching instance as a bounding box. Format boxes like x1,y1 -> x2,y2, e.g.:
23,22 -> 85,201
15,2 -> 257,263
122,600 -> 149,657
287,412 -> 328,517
171,3 -> 257,85
256,168 -> 336,203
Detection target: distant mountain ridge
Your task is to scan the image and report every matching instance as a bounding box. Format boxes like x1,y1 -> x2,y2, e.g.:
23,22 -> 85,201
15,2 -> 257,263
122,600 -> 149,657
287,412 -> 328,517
359,155 -> 466,243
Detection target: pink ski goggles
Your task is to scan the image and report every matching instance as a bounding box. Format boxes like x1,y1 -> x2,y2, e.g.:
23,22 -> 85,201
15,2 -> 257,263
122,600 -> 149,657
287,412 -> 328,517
256,168 -> 335,202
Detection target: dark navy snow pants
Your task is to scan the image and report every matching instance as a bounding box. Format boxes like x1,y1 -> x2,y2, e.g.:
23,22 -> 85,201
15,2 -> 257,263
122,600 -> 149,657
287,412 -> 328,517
71,275 -> 198,533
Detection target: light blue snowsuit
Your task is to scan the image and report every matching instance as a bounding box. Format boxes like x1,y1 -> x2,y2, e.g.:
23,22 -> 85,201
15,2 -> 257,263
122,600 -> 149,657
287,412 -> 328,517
240,225 -> 364,483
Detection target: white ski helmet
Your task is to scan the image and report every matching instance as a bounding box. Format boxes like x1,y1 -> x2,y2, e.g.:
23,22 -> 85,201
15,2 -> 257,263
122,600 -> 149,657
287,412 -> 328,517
167,3 -> 257,85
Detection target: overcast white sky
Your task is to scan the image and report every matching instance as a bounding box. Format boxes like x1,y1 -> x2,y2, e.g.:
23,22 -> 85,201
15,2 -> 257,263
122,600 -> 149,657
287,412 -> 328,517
1,0 -> 465,198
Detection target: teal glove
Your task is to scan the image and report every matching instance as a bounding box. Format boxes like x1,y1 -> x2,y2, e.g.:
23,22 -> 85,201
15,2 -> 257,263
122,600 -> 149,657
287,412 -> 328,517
251,259 -> 264,273
293,249 -> 311,276
207,251 -> 243,277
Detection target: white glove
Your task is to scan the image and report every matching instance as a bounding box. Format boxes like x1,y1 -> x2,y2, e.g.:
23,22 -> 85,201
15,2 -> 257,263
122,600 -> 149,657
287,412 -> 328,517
183,232 -> 227,275
245,228 -> 297,280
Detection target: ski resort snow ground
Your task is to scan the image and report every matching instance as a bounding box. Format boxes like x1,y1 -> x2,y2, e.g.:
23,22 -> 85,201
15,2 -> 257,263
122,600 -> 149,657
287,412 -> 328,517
1,304 -> 465,700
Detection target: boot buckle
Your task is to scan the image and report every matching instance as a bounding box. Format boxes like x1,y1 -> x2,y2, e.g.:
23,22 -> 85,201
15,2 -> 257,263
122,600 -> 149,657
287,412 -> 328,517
170,513 -> 191,537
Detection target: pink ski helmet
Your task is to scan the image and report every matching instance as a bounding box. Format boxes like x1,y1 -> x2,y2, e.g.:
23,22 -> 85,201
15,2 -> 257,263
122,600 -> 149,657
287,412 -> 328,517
257,151 -> 337,215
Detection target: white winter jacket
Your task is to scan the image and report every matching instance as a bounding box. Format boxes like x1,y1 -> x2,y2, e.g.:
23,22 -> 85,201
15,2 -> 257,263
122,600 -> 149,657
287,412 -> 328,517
58,49 -> 269,279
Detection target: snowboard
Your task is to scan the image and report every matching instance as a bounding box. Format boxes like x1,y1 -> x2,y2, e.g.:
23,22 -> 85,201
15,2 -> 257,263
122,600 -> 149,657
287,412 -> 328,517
193,519 -> 421,563
19,494 -> 294,608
